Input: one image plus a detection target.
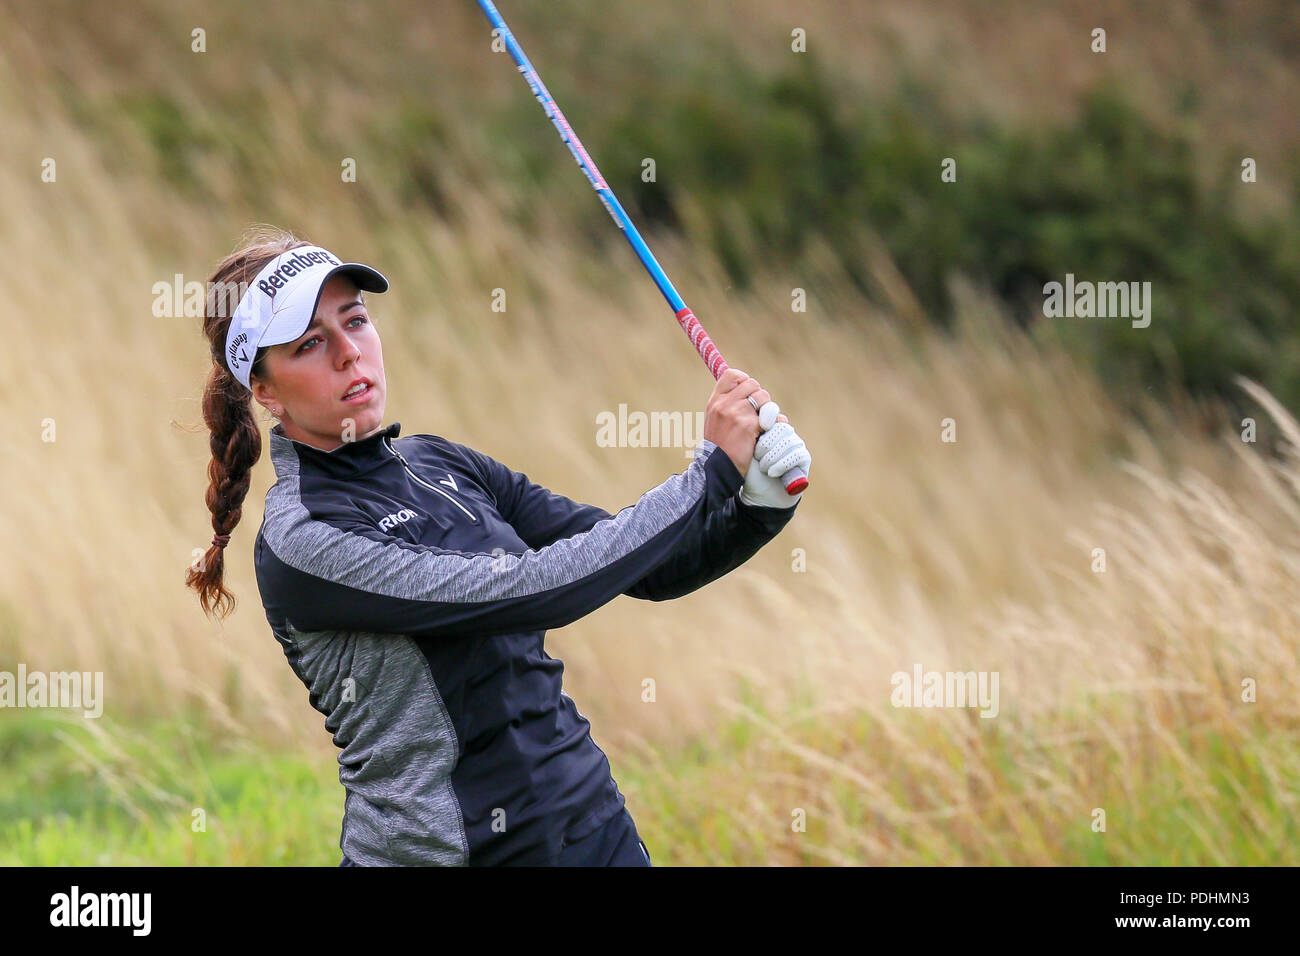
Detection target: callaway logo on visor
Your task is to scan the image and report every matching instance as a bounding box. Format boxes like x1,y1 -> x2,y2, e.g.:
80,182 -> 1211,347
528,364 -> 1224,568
223,245 -> 389,391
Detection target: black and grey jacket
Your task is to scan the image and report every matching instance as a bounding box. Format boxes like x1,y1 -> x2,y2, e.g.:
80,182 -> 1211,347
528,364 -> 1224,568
253,420 -> 798,865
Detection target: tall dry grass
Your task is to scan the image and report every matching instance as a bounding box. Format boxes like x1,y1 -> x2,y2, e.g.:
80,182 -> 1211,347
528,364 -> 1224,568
1,0 -> 1297,864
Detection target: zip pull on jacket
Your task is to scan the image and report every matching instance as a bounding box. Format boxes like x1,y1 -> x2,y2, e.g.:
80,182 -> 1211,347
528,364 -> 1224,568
253,420 -> 798,864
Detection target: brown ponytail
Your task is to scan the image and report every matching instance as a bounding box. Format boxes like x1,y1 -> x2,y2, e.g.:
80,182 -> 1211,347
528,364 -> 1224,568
186,225 -> 314,619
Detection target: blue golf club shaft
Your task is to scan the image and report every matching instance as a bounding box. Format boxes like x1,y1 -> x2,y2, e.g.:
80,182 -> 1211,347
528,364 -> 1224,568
474,0 -> 808,495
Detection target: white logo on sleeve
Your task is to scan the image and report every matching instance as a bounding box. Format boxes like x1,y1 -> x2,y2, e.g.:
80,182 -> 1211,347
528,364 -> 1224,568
439,474 -> 458,490
378,509 -> 420,532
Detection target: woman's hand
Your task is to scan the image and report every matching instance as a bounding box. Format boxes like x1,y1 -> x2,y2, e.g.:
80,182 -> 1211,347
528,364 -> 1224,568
739,420 -> 811,508
702,368 -> 772,476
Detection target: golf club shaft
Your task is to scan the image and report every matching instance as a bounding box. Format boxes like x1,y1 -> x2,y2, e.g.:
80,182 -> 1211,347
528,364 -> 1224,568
475,0 -> 808,495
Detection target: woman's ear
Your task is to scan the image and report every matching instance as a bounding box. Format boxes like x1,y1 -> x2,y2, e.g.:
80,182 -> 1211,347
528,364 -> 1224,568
249,376 -> 280,417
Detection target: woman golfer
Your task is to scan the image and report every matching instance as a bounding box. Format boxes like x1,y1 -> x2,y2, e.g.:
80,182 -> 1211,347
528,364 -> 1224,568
186,228 -> 812,866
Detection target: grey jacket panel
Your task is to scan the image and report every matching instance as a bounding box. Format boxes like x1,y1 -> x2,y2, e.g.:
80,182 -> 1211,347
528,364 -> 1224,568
253,420 -> 798,864
280,623 -> 468,865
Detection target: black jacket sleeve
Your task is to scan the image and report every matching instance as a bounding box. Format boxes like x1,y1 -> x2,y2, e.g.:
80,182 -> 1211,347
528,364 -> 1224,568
255,440 -> 752,640
462,440 -> 799,602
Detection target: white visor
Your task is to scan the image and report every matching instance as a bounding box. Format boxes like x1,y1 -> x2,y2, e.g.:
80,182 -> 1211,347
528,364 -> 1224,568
224,245 -> 388,390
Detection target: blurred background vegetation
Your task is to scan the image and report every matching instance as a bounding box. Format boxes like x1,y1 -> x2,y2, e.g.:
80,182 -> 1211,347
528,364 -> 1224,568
17,0 -> 1300,415
1,0 -> 1297,865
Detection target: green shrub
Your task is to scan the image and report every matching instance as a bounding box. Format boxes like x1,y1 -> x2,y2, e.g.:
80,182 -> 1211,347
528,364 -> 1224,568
580,64 -> 1300,420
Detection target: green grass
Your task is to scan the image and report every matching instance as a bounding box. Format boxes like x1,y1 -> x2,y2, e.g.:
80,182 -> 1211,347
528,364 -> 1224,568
5,695 -> 1297,866
618,699 -> 1300,867
0,710 -> 342,866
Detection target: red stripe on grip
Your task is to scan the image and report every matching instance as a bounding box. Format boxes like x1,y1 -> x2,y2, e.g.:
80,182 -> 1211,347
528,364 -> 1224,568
675,307 -> 730,380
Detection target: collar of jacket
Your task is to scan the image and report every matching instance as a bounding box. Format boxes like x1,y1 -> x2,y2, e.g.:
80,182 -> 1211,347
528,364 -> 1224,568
268,420 -> 403,480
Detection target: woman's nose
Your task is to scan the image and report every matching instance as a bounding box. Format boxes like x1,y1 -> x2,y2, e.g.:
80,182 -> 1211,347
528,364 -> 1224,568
336,337 -> 362,367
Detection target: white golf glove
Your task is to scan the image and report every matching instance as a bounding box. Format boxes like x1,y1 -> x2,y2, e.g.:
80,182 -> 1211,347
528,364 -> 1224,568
739,411 -> 811,509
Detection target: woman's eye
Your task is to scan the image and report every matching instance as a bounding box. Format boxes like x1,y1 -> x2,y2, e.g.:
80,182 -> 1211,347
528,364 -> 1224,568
295,317 -> 364,353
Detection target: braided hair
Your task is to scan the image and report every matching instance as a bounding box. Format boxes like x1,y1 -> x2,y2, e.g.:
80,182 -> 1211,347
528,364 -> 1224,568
185,225 -> 313,619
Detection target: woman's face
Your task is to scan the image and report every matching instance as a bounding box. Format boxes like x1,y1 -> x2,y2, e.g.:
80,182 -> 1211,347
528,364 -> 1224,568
250,273 -> 387,450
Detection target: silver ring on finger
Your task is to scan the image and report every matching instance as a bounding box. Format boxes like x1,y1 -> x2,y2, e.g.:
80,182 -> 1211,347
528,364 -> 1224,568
747,395 -> 760,412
